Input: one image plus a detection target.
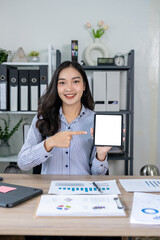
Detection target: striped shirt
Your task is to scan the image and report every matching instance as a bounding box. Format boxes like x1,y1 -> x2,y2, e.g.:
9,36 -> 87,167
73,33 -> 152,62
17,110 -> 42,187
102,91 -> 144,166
18,105 -> 108,175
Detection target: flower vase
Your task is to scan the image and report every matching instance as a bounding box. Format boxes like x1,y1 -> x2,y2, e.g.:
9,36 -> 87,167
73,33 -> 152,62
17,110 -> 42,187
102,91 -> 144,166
84,38 -> 109,66
0,139 -> 11,157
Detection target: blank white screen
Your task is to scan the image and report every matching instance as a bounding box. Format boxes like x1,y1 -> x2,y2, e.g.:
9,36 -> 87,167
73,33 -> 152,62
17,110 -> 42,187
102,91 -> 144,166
94,115 -> 122,146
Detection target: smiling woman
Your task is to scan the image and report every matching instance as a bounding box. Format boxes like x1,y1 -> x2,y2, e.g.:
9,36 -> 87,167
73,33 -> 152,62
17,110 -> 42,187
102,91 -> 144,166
18,61 -> 110,177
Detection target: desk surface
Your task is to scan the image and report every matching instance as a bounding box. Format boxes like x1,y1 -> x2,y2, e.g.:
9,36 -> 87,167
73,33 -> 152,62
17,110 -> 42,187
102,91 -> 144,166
0,174 -> 160,237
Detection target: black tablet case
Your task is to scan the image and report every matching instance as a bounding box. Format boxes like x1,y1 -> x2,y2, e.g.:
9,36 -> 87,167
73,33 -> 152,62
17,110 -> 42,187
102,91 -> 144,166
0,182 -> 43,208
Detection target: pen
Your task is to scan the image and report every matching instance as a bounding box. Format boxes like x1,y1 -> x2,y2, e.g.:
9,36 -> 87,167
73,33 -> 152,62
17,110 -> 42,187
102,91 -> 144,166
114,197 -> 123,209
92,181 -> 103,193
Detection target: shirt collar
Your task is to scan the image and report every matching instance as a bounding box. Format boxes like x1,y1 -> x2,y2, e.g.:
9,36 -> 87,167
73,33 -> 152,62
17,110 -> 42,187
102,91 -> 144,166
59,104 -> 86,121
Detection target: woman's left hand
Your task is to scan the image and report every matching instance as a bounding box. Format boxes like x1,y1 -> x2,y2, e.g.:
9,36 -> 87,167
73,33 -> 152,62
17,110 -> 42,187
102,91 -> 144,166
90,128 -> 111,161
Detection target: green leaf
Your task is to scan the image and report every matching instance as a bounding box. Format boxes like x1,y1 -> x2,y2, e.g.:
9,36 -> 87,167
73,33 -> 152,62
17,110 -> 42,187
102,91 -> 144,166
0,115 -> 26,140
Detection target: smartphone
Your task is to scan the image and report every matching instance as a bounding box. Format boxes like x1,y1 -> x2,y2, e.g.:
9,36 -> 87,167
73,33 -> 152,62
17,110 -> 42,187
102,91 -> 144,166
94,113 -> 123,146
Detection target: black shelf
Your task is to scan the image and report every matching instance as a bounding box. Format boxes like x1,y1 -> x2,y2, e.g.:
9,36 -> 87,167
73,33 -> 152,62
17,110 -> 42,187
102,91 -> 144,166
84,50 -> 134,175
83,65 -> 130,71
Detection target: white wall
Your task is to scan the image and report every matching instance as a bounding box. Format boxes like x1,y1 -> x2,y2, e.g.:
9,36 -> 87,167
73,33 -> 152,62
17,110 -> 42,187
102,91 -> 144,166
0,0 -> 160,175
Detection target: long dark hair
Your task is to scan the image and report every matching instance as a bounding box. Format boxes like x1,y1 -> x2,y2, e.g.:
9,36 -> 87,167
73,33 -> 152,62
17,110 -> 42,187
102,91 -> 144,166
36,61 -> 94,137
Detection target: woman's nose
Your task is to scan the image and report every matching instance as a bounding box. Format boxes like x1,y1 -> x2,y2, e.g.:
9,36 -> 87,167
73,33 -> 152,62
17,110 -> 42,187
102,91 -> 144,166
65,82 -> 73,91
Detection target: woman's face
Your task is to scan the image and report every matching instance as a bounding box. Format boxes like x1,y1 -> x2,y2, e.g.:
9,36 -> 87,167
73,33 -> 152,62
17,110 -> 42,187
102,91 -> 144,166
57,67 -> 85,108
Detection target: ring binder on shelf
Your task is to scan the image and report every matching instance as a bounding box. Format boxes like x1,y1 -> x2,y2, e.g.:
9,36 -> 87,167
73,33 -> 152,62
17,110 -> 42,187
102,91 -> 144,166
29,70 -> 39,111
39,66 -> 48,97
0,65 -> 8,111
9,68 -> 19,111
93,72 -> 107,111
19,70 -> 29,111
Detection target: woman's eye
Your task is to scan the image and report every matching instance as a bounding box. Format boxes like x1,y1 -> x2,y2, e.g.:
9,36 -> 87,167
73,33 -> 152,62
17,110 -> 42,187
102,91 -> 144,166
58,81 -> 65,85
73,80 -> 80,84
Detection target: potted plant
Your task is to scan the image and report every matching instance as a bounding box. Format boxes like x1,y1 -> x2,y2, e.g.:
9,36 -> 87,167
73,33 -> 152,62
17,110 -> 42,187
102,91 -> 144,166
0,115 -> 25,157
0,48 -> 11,64
28,50 -> 40,62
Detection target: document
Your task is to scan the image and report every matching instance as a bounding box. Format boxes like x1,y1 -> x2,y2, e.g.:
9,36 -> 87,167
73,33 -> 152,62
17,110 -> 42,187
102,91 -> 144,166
36,194 -> 125,217
48,180 -> 121,195
119,179 -> 160,192
130,192 -> 160,224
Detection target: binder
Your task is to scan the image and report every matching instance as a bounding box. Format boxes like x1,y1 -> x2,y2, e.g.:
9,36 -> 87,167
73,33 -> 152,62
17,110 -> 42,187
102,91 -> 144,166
29,70 -> 39,111
0,65 -> 8,111
39,66 -> 48,97
106,72 -> 120,111
9,68 -> 19,111
93,72 -> 107,111
18,70 -> 29,111
56,50 -> 61,68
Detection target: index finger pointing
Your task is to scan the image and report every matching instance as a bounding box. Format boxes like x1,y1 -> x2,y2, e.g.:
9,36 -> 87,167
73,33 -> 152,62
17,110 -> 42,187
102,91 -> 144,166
69,131 -> 87,135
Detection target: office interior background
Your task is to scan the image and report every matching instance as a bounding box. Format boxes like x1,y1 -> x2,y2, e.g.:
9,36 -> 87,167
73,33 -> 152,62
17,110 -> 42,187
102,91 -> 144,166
0,0 -> 160,175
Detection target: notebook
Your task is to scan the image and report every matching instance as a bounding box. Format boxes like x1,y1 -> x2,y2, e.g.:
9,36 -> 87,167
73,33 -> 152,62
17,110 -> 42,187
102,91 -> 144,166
0,182 -> 43,208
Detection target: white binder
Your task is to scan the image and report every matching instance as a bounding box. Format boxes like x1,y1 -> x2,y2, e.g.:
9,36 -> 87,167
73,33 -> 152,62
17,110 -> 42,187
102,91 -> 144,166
106,72 -> 120,111
29,70 -> 39,111
9,68 -> 18,111
93,72 -> 107,111
19,70 -> 29,111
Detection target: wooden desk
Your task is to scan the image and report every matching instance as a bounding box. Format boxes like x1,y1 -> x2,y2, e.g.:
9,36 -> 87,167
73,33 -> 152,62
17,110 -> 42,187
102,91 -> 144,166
0,174 -> 160,237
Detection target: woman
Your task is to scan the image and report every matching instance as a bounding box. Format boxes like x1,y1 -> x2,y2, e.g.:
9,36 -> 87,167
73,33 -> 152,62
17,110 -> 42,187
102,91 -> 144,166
18,61 -> 111,175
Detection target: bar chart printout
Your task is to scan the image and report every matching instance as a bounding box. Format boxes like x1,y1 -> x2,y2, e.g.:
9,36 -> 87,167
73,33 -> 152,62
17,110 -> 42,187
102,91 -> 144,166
119,179 -> 160,192
48,180 -> 121,195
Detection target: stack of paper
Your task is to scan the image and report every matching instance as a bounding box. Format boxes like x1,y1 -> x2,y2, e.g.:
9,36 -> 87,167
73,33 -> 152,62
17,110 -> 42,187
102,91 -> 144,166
48,180 -> 121,195
119,179 -> 160,192
36,194 -> 125,217
130,192 -> 160,224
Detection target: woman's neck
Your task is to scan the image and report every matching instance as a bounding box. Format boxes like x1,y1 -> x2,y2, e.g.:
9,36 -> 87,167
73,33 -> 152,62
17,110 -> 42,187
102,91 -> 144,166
62,103 -> 82,124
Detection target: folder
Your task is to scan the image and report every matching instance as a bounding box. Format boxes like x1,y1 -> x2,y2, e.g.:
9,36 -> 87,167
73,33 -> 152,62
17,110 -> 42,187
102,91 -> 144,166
39,66 -> 48,97
29,70 -> 39,111
93,72 -> 107,111
18,69 -> 29,111
0,64 -> 8,111
56,50 -> 61,68
9,68 -> 19,111
106,72 -> 120,111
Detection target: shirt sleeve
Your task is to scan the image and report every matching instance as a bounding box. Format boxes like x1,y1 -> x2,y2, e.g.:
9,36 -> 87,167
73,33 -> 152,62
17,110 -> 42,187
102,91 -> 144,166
90,146 -> 109,175
17,115 -> 52,171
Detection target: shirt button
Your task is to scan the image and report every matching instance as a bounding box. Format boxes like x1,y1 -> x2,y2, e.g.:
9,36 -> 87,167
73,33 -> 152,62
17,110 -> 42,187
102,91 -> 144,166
66,151 -> 68,154
68,126 -> 70,129
45,156 -> 48,158
65,165 -> 68,168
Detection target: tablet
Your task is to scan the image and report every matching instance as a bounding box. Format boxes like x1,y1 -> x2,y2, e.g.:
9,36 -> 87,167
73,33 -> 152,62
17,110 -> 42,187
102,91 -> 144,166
0,182 -> 43,208
94,113 -> 123,146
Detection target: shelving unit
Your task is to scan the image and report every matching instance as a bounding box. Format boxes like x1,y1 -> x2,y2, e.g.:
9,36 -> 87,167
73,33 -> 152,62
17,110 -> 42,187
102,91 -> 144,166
0,49 -> 134,175
0,45 -> 54,164
83,50 -> 134,175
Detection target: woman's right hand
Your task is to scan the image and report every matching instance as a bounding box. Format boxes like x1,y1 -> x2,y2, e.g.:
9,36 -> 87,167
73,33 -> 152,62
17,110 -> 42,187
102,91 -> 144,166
44,130 -> 87,152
